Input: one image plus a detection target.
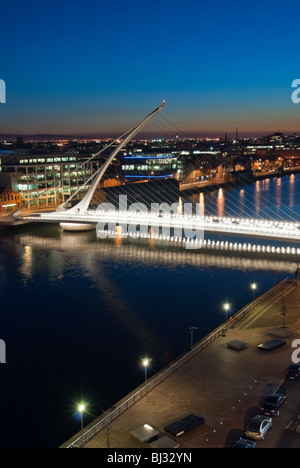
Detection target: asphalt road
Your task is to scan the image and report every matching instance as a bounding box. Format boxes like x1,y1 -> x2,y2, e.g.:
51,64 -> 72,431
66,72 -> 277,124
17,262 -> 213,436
254,379 -> 300,448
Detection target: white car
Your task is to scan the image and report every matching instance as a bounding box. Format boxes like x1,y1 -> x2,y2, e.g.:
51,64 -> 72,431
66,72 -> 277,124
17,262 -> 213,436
245,415 -> 272,440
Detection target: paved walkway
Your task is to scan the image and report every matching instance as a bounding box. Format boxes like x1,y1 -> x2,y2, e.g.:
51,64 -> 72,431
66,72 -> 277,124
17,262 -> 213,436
63,280 -> 300,448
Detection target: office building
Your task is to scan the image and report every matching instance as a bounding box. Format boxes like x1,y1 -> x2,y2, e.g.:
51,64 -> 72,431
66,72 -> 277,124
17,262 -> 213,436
0,153 -> 102,209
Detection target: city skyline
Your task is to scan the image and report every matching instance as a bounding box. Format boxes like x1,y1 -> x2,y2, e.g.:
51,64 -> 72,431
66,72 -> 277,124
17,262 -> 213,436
1,0 -> 300,137
0,129 -> 298,142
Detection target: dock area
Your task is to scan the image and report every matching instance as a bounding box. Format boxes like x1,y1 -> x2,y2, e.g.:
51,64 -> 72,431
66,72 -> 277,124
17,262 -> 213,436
61,278 -> 300,449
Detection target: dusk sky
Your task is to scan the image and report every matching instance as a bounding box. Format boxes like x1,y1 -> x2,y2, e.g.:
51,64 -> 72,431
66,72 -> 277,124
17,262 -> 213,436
1,0 -> 300,138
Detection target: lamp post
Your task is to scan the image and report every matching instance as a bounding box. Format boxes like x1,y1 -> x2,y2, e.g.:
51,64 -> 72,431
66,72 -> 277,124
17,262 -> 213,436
189,326 -> 198,350
142,358 -> 150,386
281,303 -> 287,328
223,302 -> 230,334
251,283 -> 257,308
78,403 -> 85,448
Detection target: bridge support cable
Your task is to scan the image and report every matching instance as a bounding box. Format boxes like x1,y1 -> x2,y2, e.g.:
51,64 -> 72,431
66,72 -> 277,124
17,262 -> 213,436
12,103 -> 167,221
58,101 -> 166,215
79,109 -> 184,214
56,120 -> 164,210
204,165 -> 300,224
84,109 -> 300,227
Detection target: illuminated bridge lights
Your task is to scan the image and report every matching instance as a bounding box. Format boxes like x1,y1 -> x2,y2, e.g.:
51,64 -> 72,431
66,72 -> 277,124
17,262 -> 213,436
94,227 -> 300,256
21,211 -> 300,243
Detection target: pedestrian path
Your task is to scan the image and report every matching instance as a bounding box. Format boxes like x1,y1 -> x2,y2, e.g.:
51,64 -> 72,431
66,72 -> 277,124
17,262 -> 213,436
61,280 -> 300,448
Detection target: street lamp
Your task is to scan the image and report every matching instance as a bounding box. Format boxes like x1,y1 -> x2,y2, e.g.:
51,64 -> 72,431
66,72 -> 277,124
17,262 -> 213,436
142,358 -> 150,385
251,283 -> 257,308
78,403 -> 85,448
223,303 -> 230,331
189,326 -> 198,350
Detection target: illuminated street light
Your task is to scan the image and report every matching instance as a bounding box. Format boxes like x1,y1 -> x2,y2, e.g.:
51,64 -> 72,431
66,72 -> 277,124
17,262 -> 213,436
142,358 -> 150,386
223,303 -> 230,333
251,283 -> 257,308
78,403 -> 85,448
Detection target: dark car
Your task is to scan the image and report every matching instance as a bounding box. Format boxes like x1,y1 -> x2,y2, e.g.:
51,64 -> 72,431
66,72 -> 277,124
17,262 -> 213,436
286,363 -> 300,380
233,438 -> 256,448
260,394 -> 287,416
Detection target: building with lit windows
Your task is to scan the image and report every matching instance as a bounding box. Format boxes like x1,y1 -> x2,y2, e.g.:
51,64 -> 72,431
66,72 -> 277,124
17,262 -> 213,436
0,153 -> 102,209
121,153 -> 185,181
0,186 -> 22,213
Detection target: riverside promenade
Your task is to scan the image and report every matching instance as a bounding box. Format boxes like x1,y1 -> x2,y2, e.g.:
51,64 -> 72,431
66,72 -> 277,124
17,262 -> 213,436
61,278 -> 300,449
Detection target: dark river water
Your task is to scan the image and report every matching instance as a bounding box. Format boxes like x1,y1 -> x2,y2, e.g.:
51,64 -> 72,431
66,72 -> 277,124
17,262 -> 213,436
0,173 -> 300,447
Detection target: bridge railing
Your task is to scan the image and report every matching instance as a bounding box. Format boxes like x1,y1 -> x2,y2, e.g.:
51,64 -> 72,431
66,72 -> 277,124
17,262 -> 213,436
63,277 -> 290,448
25,209 -> 300,241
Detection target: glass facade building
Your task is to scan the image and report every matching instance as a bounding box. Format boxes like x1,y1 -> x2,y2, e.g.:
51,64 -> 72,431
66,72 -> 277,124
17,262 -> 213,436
0,154 -> 101,208
121,153 -> 185,181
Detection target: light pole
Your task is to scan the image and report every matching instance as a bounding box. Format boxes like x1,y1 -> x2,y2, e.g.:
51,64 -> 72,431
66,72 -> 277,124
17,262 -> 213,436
251,283 -> 257,308
78,403 -> 85,448
142,358 -> 150,386
281,303 -> 287,328
189,326 -> 198,350
223,303 -> 230,333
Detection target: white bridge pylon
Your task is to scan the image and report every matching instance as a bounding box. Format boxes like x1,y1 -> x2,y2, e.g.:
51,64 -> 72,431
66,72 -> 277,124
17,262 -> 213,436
57,101 -> 166,215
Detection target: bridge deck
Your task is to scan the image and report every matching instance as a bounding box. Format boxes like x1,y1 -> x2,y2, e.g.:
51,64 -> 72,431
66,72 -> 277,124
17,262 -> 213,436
19,210 -> 300,243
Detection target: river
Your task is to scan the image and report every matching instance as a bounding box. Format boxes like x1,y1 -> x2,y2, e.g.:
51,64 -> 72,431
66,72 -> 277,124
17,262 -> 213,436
0,173 -> 299,447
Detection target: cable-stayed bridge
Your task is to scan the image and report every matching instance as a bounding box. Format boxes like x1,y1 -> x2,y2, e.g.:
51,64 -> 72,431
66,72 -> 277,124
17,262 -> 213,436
18,209 -> 300,243
4,101 -> 300,247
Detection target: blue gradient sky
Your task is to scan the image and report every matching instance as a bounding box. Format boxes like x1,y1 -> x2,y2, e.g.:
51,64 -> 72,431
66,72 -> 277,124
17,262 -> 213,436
0,0 -> 300,137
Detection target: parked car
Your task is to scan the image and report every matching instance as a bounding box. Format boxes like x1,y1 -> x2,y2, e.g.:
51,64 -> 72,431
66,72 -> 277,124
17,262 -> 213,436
245,415 -> 272,440
260,394 -> 286,416
286,363 -> 300,380
233,437 -> 256,448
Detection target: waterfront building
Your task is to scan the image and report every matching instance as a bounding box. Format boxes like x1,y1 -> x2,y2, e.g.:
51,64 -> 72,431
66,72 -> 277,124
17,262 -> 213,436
120,153 -> 185,181
0,185 -> 22,213
0,153 -> 103,209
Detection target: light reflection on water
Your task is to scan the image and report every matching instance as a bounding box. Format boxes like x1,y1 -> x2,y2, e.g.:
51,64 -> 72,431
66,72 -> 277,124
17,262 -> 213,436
187,173 -> 300,221
0,173 -> 300,448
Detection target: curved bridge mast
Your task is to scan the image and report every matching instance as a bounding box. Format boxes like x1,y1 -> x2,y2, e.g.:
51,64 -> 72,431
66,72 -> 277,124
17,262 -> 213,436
61,101 -> 166,215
